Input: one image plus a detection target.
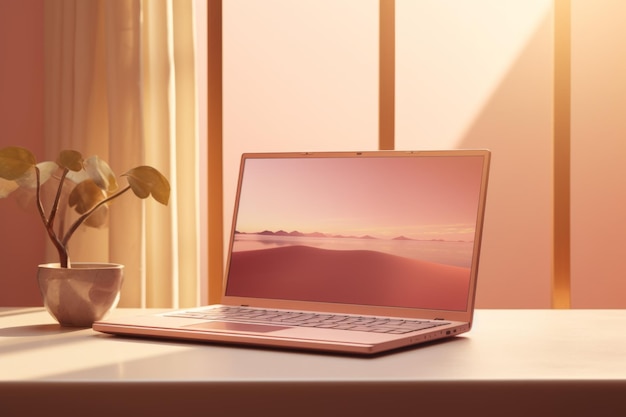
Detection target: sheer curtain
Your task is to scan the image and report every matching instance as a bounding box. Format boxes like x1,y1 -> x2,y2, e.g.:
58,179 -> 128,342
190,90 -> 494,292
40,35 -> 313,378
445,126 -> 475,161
43,0 -> 200,308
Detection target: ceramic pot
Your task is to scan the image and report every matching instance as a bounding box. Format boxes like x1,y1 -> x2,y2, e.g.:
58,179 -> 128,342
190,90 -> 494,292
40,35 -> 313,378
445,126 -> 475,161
37,262 -> 124,327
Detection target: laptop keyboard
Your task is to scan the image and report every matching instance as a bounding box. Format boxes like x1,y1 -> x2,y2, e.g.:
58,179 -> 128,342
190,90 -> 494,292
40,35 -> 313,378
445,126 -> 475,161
166,306 -> 450,334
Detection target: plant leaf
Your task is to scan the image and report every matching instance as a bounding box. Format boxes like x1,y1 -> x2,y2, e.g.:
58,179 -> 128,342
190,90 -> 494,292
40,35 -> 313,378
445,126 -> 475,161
37,161 -> 59,184
84,155 -> 118,192
123,166 -> 170,205
15,161 -> 58,189
0,146 -> 36,180
84,205 -> 109,228
57,150 -> 84,172
0,177 -> 19,198
66,168 -> 90,184
68,179 -> 107,214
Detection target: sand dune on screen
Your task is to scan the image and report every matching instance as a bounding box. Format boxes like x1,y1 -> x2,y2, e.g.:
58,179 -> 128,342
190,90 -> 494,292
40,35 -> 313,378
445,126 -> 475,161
227,245 -> 471,311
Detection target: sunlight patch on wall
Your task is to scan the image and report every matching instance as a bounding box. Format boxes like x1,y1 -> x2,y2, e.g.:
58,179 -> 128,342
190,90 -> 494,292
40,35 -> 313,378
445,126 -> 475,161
395,0 -> 552,150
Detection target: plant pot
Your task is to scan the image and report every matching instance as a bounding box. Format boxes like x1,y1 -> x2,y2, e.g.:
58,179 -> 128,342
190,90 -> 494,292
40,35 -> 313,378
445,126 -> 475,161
37,262 -> 124,327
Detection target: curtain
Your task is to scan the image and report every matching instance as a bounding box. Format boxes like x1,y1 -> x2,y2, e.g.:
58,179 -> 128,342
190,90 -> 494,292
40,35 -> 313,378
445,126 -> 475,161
43,0 -> 200,308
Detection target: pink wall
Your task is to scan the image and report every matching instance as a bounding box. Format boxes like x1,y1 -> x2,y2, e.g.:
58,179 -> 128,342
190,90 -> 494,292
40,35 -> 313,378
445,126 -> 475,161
0,0 -> 46,306
223,1 -> 554,308
395,1 -> 554,308
570,1 -> 626,307
2,1 -> 624,308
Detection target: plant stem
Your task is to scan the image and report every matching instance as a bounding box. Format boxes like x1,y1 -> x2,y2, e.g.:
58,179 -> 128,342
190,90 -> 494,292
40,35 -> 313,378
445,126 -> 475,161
47,168 -> 69,231
35,166 -> 69,267
61,185 -> 132,248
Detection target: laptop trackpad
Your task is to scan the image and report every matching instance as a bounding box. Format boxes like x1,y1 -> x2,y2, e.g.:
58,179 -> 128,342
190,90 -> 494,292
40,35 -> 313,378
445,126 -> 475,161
185,321 -> 290,333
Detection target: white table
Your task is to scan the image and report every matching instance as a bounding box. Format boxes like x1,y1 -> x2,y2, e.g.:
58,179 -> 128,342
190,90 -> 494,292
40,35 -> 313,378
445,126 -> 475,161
2,308 -> 626,416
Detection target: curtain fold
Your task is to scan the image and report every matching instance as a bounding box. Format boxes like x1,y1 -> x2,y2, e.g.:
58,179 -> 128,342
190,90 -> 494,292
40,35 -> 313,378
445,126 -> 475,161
44,0 -> 200,308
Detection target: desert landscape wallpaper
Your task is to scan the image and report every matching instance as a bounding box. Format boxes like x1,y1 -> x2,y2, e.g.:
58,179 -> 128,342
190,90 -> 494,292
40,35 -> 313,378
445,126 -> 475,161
226,156 -> 485,311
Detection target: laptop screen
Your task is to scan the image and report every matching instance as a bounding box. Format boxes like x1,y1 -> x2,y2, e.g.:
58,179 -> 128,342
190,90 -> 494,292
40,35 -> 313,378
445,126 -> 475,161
225,152 -> 488,312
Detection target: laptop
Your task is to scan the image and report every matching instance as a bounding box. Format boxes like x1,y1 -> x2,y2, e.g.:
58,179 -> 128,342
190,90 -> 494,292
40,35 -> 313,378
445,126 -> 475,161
94,150 -> 491,355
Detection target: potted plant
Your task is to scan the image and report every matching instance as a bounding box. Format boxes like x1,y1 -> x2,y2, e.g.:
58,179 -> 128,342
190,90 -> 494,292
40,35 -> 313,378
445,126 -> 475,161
0,146 -> 170,326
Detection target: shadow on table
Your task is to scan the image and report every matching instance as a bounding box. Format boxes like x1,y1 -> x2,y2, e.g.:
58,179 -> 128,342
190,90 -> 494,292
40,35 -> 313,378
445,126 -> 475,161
0,323 -> 83,337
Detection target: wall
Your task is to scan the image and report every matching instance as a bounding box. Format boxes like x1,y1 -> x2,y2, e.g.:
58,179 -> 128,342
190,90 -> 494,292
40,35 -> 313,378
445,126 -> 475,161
395,0 -> 554,307
223,0 -> 380,245
0,0 -> 46,305
571,1 -> 626,307
223,0 -> 554,308
4,1 -> 626,308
